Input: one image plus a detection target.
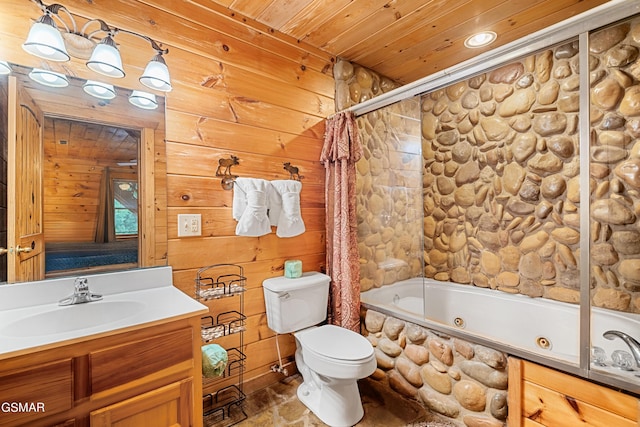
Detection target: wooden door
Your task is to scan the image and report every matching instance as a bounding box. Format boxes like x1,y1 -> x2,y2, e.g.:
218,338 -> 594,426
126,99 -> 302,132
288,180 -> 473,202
7,75 -> 44,283
90,379 -> 194,427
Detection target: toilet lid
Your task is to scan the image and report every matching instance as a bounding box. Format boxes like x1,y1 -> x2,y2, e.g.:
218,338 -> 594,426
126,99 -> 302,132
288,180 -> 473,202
298,325 -> 373,361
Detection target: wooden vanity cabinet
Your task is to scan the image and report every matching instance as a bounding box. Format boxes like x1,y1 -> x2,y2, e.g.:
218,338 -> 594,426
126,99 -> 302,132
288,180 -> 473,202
0,316 -> 203,427
508,357 -> 639,426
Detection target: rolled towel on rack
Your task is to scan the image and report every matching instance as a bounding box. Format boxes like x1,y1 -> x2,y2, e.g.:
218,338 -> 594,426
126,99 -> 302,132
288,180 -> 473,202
269,179 -> 305,237
233,177 -> 272,236
232,180 -> 247,221
202,343 -> 228,378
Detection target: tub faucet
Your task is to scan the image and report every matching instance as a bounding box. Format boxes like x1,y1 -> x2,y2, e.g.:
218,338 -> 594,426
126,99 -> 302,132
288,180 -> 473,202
58,277 -> 103,306
603,330 -> 640,368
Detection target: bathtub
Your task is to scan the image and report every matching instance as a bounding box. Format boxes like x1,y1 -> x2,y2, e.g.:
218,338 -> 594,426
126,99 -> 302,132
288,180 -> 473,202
361,278 -> 640,386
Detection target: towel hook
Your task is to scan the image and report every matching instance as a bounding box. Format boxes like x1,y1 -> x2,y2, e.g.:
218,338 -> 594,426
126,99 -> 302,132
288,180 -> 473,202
283,162 -> 303,181
216,155 -> 240,190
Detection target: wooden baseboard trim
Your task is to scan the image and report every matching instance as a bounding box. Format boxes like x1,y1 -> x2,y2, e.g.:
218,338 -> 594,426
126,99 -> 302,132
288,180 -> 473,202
242,361 -> 298,396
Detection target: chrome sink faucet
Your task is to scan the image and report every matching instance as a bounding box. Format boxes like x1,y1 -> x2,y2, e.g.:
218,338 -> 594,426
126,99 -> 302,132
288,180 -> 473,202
603,330 -> 640,368
58,277 -> 103,306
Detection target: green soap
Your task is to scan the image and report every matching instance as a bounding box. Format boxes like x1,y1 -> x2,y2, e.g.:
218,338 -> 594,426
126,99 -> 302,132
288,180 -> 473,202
202,343 -> 228,378
284,260 -> 302,278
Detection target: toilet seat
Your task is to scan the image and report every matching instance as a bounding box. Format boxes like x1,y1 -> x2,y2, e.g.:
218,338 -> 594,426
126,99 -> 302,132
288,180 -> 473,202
296,324 -> 374,362
295,324 -> 376,380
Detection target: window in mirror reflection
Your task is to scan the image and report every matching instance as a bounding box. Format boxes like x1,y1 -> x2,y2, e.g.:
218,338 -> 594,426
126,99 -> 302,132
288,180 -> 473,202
113,179 -> 138,237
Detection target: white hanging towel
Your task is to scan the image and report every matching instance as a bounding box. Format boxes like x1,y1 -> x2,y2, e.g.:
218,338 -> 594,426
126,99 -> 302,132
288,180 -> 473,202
232,180 -> 247,221
269,180 -> 305,238
233,177 -> 272,237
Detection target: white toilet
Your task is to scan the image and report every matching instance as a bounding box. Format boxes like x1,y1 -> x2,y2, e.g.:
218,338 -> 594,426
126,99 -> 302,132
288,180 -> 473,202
263,272 -> 376,427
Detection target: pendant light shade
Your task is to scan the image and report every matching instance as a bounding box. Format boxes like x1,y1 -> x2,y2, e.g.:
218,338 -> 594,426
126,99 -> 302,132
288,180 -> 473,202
21,1 -> 172,104
129,90 -> 158,110
86,35 -> 125,78
22,14 -> 70,62
0,61 -> 11,75
22,0 -> 172,91
83,80 -> 117,100
29,68 -> 69,88
139,54 -> 172,92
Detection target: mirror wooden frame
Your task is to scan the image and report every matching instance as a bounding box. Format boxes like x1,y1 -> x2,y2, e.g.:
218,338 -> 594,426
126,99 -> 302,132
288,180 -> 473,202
3,64 -> 167,283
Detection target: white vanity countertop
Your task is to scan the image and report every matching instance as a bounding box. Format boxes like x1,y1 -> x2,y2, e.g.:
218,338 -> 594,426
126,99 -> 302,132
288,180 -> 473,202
0,266 -> 207,359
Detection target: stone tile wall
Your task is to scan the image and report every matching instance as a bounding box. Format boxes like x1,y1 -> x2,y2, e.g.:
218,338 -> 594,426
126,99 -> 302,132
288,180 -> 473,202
335,59 -> 424,291
420,19 -> 640,313
355,99 -> 424,291
589,20 -> 640,312
363,309 -> 508,427
338,17 -> 640,313
420,43 -> 582,302
333,60 -> 400,111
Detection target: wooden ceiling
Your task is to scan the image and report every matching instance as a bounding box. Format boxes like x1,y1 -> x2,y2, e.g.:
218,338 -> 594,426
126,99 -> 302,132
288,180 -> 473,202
209,0 -> 611,84
44,117 -> 139,166
4,65 -> 140,166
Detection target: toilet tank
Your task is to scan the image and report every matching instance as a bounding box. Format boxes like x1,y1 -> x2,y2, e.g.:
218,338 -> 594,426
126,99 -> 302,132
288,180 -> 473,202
263,272 -> 331,334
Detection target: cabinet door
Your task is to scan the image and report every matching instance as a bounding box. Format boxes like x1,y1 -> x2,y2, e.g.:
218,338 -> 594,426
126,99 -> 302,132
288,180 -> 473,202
508,358 -> 639,426
90,379 -> 193,427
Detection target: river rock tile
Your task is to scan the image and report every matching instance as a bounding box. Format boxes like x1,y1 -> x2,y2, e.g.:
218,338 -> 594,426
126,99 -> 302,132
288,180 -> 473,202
383,317 -> 406,340
418,388 -> 460,418
453,380 -> 486,412
421,364 -> 452,395
463,415 -> 505,427
460,361 -> 508,390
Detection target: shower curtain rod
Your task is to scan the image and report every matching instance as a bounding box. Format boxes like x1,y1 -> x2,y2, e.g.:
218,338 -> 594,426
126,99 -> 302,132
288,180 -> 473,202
328,0 -> 638,120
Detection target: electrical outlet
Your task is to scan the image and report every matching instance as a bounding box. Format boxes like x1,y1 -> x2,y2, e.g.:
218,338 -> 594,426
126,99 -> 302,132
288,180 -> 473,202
177,214 -> 201,237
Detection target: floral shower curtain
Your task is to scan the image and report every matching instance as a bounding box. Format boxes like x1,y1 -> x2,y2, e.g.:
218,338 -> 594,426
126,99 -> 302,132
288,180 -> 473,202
320,111 -> 363,332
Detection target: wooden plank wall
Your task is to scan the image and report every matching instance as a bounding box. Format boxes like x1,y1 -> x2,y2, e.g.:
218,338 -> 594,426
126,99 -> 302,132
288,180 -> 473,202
43,127 -> 102,242
0,0 -> 334,393
42,118 -> 138,243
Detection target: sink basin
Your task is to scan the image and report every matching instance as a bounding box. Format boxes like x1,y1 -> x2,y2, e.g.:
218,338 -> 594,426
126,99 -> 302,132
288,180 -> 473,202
0,301 -> 146,337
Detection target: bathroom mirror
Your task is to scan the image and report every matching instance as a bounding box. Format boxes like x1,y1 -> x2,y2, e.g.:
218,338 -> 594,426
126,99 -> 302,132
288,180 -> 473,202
0,63 -> 167,284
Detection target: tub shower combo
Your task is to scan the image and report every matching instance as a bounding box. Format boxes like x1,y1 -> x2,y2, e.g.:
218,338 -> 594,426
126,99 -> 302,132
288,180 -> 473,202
351,5 -> 640,419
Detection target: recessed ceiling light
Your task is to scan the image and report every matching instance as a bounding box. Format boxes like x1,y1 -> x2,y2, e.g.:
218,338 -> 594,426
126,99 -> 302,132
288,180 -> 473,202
464,31 -> 497,48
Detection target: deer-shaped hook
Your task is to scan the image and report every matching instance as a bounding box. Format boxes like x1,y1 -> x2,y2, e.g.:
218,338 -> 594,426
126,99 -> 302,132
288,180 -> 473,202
283,162 -> 303,181
216,155 -> 240,178
216,155 -> 240,190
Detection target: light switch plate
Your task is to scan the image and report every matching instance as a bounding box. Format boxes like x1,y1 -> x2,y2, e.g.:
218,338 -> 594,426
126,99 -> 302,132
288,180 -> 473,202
177,214 -> 201,237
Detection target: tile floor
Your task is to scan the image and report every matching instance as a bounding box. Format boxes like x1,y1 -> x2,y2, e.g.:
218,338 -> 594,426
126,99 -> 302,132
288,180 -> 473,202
204,374 -> 457,427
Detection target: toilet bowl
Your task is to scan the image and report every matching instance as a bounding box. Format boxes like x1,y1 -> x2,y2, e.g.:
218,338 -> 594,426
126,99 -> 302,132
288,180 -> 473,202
294,325 -> 376,427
